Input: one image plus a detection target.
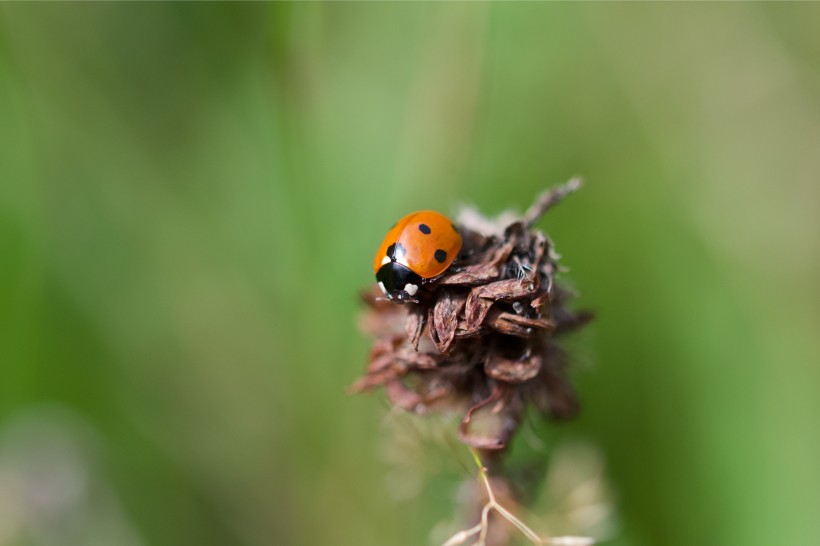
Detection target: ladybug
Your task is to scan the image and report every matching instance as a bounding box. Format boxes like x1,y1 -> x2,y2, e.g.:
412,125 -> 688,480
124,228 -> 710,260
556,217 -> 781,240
374,210 -> 462,303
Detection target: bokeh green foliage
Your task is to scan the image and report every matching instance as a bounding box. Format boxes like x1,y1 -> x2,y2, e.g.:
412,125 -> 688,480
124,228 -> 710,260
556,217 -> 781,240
2,3 -> 820,546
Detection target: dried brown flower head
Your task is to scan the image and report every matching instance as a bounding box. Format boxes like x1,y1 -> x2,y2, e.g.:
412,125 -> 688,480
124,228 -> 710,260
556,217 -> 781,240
352,179 -> 592,451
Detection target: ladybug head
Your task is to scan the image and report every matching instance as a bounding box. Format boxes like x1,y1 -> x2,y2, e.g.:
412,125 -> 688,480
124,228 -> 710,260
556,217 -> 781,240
376,261 -> 422,303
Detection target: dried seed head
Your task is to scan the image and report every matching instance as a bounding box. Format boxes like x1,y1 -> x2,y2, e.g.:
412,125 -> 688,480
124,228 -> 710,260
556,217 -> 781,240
351,179 -> 592,451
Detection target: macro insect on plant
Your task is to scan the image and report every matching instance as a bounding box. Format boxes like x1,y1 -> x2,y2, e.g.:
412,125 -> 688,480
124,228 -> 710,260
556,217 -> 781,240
354,179 -> 600,546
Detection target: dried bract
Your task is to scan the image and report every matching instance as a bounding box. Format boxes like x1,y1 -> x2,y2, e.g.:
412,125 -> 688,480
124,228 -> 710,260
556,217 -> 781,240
351,179 -> 592,451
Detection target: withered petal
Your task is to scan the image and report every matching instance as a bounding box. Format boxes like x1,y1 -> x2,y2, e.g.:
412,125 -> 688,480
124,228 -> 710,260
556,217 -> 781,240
530,231 -> 549,266
486,309 -> 555,338
405,305 -> 426,350
385,379 -> 425,412
458,387 -> 522,451
429,290 -> 467,353
485,351 -> 542,383
464,277 -> 540,331
522,177 -> 582,226
348,362 -> 405,393
470,276 -> 540,302
396,347 -> 440,369
439,242 -> 514,286
454,324 -> 486,339
529,290 -> 550,312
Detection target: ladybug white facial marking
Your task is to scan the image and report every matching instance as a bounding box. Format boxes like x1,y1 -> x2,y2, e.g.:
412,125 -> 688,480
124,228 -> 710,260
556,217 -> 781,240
375,261 -> 422,303
381,256 -> 391,266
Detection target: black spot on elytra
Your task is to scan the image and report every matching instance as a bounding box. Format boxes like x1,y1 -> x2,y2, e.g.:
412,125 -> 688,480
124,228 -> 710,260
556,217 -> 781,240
451,223 -> 458,232
385,243 -> 396,260
418,223 -> 431,234
434,249 -> 447,263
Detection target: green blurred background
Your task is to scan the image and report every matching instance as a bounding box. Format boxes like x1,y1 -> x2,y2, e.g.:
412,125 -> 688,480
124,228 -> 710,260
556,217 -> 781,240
2,3 -> 819,546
